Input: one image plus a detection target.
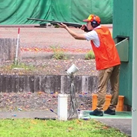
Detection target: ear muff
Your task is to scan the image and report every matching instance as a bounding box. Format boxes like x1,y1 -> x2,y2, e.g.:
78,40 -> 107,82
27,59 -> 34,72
91,15 -> 100,28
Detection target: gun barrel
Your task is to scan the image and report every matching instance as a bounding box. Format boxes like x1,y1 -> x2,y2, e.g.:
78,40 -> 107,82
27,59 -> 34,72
27,18 -> 82,28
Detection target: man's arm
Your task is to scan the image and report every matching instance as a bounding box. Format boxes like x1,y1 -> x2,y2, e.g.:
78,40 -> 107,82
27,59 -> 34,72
58,23 -> 86,40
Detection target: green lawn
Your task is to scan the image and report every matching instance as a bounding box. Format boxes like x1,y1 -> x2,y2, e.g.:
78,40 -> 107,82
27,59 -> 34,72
0,119 -> 128,137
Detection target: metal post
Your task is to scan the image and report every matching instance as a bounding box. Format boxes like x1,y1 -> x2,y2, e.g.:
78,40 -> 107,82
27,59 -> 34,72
132,0 -> 137,136
68,73 -> 78,119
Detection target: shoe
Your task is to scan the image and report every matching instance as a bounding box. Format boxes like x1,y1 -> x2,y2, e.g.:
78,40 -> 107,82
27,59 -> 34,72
89,109 -> 103,116
104,108 -> 116,115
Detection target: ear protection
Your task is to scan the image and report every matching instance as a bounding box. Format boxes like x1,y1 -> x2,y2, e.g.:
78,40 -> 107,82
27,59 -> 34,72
91,15 -> 100,28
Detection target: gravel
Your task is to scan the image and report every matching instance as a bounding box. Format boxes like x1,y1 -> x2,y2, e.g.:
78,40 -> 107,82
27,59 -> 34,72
0,27 -> 98,113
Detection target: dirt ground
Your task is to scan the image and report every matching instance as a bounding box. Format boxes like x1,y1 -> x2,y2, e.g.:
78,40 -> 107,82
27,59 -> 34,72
0,26 -> 91,51
0,24 -> 112,51
0,25 -> 112,75
0,26 -> 94,75
0,25 -> 113,112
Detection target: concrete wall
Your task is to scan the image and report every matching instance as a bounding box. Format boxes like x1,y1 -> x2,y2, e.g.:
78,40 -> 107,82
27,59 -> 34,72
0,74 -> 100,93
0,38 -> 17,62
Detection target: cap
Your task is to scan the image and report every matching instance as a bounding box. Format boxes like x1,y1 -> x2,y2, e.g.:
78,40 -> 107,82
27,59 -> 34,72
83,14 -> 101,24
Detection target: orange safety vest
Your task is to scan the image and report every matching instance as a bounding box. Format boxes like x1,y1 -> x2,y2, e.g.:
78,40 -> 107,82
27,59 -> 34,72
91,26 -> 121,70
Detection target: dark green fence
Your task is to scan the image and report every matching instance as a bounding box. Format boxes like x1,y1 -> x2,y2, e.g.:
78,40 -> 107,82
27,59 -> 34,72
0,0 -> 113,25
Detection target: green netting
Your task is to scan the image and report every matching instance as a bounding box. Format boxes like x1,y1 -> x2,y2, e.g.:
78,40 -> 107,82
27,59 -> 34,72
51,0 -> 72,22
0,0 -> 51,24
0,0 -> 113,25
71,0 -> 113,24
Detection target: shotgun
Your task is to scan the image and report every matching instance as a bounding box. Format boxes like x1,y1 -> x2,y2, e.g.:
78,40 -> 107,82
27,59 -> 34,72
27,18 -> 82,28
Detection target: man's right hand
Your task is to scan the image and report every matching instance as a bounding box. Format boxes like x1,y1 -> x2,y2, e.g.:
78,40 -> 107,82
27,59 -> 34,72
81,25 -> 90,32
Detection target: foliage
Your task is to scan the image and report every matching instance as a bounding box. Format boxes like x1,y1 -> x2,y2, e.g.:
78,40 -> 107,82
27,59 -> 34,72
85,50 -> 95,60
51,46 -> 67,60
0,62 -> 35,73
0,119 -> 128,137
11,63 -> 35,70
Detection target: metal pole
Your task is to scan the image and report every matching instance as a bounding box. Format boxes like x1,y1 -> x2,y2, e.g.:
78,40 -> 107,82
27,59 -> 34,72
132,0 -> 137,136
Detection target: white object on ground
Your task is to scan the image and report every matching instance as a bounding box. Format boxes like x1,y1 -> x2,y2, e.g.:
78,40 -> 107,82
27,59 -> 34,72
67,64 -> 79,75
58,94 -> 68,121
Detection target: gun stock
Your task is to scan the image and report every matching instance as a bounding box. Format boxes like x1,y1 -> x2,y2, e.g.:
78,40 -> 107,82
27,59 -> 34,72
27,18 -> 82,28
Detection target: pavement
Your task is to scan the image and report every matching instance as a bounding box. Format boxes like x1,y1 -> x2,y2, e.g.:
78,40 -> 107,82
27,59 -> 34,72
79,110 -> 131,136
97,118 -> 131,136
0,24 -> 131,137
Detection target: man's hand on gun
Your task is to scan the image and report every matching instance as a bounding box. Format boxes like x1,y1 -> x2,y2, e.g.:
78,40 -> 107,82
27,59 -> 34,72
81,25 -> 90,32
58,23 -> 90,32
57,23 -> 67,29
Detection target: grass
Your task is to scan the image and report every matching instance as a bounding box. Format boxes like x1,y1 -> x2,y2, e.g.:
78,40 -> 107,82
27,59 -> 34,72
50,45 -> 67,60
85,50 -> 95,60
0,62 -> 35,71
0,119 -> 128,137
11,62 -> 35,70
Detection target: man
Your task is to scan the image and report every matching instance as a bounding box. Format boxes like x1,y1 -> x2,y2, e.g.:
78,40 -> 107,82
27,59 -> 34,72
58,14 -> 121,116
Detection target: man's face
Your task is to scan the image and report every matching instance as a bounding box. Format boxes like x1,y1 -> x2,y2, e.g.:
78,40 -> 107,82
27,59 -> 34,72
86,22 -> 93,31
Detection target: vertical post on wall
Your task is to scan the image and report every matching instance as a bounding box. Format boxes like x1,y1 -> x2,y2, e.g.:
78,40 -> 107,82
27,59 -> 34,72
132,0 -> 137,136
15,28 -> 20,65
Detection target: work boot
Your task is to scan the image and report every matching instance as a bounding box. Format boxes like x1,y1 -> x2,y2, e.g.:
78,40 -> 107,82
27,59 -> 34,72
89,109 -> 103,116
104,108 -> 116,115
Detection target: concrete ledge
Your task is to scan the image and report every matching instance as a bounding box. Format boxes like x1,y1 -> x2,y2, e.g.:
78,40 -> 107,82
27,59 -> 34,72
0,74 -> 99,93
21,52 -> 87,60
0,24 -> 39,28
0,38 -> 17,62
